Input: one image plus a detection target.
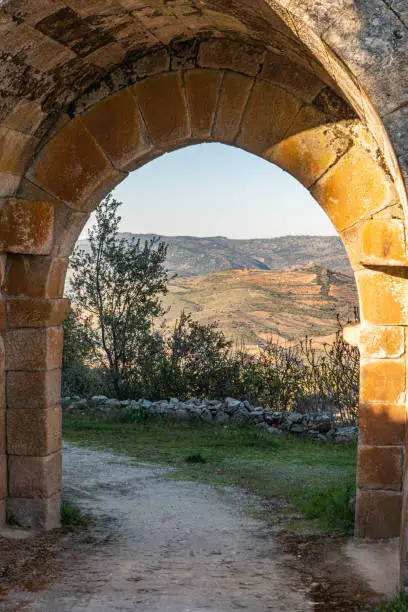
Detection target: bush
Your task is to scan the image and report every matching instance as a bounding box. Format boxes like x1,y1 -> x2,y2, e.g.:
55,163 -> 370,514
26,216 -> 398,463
63,311 -> 360,425
375,592 -> 408,611
61,500 -> 88,528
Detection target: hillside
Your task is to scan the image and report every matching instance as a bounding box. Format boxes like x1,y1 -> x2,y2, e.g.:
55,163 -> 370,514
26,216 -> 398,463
71,234 -> 356,350
76,234 -> 351,277
162,266 -> 358,351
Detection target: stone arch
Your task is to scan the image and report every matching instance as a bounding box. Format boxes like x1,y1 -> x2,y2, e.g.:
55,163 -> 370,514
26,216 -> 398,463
1,0 -> 408,586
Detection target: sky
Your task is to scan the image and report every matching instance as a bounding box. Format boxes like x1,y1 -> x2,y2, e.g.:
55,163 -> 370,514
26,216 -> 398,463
82,143 -> 337,239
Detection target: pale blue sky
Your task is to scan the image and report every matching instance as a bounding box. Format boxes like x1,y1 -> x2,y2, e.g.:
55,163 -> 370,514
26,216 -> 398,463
82,143 -> 336,239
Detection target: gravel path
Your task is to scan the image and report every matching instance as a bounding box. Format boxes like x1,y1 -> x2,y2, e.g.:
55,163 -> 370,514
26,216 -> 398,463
9,442 -> 314,611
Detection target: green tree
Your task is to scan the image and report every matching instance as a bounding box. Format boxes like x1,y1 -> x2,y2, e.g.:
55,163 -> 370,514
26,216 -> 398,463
69,195 -> 169,398
163,311 -> 232,398
61,308 -> 101,396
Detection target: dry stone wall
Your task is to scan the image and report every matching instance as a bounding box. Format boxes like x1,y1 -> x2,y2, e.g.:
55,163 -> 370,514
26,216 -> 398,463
62,395 -> 358,444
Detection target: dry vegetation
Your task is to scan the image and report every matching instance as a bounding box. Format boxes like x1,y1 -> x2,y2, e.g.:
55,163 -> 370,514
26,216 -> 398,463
162,266 -> 357,351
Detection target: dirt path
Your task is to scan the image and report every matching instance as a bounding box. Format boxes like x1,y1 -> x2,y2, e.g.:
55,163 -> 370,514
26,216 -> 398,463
0,443 -> 393,611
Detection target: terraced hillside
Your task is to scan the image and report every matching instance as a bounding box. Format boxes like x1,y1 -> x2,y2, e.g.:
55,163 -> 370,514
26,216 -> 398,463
162,266 -> 358,351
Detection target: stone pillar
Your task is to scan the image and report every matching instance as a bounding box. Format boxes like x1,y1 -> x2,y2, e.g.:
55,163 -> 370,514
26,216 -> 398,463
3,254 -> 69,529
355,348 -> 406,538
352,222 -> 408,542
344,321 -> 406,537
0,257 -> 6,526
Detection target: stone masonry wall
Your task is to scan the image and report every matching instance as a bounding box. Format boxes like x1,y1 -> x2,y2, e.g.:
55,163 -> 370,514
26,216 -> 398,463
62,395 -> 358,444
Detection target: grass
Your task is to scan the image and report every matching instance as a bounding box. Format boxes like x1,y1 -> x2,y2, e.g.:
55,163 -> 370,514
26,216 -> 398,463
61,500 -> 88,528
374,592 -> 408,611
63,416 -> 356,533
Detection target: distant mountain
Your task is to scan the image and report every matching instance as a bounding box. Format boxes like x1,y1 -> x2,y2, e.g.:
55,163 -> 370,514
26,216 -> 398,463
76,234 -> 351,277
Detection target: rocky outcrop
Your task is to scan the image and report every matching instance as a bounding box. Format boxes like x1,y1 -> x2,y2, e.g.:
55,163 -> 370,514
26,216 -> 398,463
62,395 -> 358,443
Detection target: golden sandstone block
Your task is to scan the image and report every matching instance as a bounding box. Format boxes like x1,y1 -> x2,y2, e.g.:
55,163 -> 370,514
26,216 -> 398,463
357,445 -> 402,490
360,359 -> 405,404
359,403 -> 406,446
357,270 -> 408,326
4,255 -> 68,299
237,81 -> 301,154
360,219 -> 407,265
213,72 -> 252,143
6,298 -> 69,328
133,73 -> 189,146
0,199 -> 54,255
7,406 -> 61,456
6,369 -> 61,410
8,452 -> 62,498
184,70 -> 222,139
355,490 -> 402,538
29,119 -> 119,211
81,89 -> 151,171
265,125 -> 351,188
311,146 -> 394,232
5,327 -> 63,371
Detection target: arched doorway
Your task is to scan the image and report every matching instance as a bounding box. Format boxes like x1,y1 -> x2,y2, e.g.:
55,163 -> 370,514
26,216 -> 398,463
1,0 -> 407,584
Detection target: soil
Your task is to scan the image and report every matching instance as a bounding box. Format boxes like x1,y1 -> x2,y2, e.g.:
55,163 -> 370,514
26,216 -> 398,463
0,444 -> 388,611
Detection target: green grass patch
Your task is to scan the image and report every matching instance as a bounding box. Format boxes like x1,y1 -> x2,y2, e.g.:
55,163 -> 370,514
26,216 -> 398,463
374,592 -> 408,611
63,416 -> 356,533
61,500 -> 88,528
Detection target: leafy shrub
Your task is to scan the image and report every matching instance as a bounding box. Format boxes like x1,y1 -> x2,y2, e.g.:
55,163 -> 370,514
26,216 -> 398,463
61,500 -> 87,527
375,592 -> 408,611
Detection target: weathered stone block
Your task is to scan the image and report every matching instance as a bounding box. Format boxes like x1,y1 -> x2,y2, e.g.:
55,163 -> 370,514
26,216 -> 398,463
0,173 -> 21,198
7,493 -> 61,530
236,81 -> 301,154
5,327 -> 63,371
4,100 -> 45,136
0,455 -> 6,500
355,490 -> 402,538
360,359 -> 405,404
0,299 -> 6,332
199,39 -> 264,76
6,298 -> 70,328
283,104 -> 330,140
357,445 -> 402,490
261,52 -> 325,102
0,128 -> 38,176
0,199 -> 54,255
7,369 -> 61,410
132,73 -> 190,146
86,42 -> 126,69
359,403 -> 406,446
0,411 -> 5,455
360,219 -> 407,265
52,201 -> 89,258
7,406 -> 61,456
340,224 -> 363,271
359,325 -> 405,359
311,146 -> 395,232
8,452 -> 62,498
28,118 -> 120,211
357,270 -> 408,326
4,256 -> 68,299
81,89 -> 152,171
213,72 -> 253,143
265,124 -> 351,188
135,48 -> 170,79
184,69 -> 222,139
